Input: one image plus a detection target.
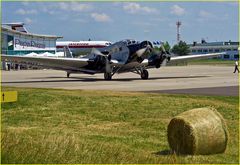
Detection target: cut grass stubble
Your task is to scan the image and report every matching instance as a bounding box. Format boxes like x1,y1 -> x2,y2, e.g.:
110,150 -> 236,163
1,87 -> 239,164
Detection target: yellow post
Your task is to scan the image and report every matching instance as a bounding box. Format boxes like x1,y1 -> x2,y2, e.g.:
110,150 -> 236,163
1,91 -> 18,103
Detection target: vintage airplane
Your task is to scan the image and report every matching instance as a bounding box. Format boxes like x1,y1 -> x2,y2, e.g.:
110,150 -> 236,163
2,39 -> 225,80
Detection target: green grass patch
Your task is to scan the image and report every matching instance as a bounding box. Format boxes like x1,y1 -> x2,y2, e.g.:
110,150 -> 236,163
1,87 -> 239,164
187,58 -> 235,66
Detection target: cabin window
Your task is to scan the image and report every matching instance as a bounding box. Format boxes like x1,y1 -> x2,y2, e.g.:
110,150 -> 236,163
224,54 -> 229,59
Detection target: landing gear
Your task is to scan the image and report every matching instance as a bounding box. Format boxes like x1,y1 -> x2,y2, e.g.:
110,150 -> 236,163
140,69 -> 149,80
67,72 -> 70,78
132,67 -> 149,80
104,72 -> 112,80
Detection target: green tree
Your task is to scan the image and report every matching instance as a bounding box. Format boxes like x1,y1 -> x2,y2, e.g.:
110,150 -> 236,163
154,41 -> 171,52
171,41 -> 190,56
162,41 -> 171,52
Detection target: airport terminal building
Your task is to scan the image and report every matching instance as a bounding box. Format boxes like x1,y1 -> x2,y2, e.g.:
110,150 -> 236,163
189,41 -> 239,60
1,23 -> 62,56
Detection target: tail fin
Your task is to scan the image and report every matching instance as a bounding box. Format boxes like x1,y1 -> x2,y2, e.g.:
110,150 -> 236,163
63,46 -> 73,58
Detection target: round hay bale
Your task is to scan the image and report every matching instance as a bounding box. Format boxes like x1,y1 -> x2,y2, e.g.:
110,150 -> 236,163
167,107 -> 229,155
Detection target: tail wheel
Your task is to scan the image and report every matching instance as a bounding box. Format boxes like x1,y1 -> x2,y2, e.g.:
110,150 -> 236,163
141,69 -> 149,80
104,72 -> 112,80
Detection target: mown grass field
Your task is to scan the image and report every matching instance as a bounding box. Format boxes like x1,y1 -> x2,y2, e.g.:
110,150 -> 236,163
1,87 -> 239,164
187,58 -> 235,66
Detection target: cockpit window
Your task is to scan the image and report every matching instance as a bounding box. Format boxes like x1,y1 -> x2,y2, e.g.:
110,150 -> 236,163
105,42 -> 112,46
121,39 -> 139,46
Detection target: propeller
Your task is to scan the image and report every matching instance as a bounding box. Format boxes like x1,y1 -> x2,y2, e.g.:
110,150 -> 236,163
91,48 -> 107,57
136,47 -> 149,57
148,44 -> 171,68
91,48 -> 112,73
159,44 -> 171,67
136,41 -> 153,57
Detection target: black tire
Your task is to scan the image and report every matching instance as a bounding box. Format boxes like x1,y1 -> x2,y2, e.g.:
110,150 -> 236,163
104,72 -> 112,80
141,69 -> 149,80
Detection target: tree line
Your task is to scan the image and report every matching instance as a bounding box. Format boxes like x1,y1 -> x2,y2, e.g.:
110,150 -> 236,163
154,41 -> 190,56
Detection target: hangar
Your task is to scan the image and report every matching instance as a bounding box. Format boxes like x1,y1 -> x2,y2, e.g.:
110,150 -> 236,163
1,23 -> 62,56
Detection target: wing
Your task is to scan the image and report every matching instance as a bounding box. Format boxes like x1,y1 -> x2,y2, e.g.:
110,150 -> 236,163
139,52 -> 225,68
2,54 -> 123,74
2,54 -> 93,72
168,52 -> 225,65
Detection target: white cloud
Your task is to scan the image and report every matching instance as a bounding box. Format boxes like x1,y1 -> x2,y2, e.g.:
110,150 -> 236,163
199,10 -> 214,18
16,8 -> 38,15
170,5 -> 185,16
197,10 -> 222,22
123,2 -> 157,14
24,17 -> 33,24
21,2 -> 29,6
42,6 -> 56,15
91,13 -> 111,22
58,2 -> 68,10
58,2 -> 92,12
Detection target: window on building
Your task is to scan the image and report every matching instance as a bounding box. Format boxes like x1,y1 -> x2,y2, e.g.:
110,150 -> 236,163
234,54 -> 239,59
233,48 -> 238,51
221,48 -> 225,52
203,49 -> 208,53
192,50 -> 196,53
224,54 -> 229,59
227,49 -> 231,51
197,49 -> 202,53
215,49 -> 220,52
209,49 -> 213,52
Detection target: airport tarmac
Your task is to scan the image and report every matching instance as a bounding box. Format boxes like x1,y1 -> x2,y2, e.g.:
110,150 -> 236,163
1,65 -> 239,96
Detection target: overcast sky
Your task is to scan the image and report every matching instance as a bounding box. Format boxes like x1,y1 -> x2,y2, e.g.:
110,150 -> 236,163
2,1 -> 238,45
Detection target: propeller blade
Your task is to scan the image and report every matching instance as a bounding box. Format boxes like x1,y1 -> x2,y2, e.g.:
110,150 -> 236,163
136,47 -> 148,57
161,44 -> 166,53
91,48 -> 108,57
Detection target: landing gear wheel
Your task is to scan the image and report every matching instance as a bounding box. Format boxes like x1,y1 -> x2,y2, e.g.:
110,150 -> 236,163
67,73 -> 70,78
104,72 -> 112,80
141,69 -> 149,80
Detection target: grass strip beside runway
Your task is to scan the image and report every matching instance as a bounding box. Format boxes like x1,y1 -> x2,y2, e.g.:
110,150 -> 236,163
187,58 -> 234,66
1,87 -> 239,164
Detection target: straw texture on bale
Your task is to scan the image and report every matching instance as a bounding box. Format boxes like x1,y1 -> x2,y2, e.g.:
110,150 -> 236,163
167,107 -> 229,155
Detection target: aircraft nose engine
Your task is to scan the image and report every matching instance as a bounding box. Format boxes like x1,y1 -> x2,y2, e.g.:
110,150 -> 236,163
136,41 -> 153,57
140,41 -> 153,49
148,45 -> 171,68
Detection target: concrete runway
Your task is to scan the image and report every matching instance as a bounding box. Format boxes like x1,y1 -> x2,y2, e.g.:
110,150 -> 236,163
2,65 -> 239,96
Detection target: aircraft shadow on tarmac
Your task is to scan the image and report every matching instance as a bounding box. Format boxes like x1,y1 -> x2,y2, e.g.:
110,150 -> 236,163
2,75 -> 210,84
